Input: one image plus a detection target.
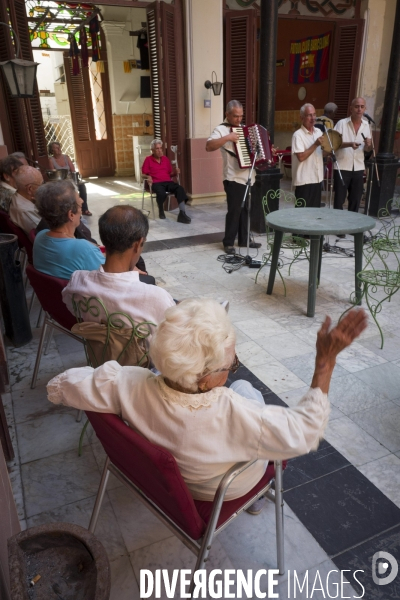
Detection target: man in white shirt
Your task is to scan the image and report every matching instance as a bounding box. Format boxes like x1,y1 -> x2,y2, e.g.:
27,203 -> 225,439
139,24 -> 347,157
62,205 -> 176,335
291,103 -> 324,207
206,100 -> 261,254
334,97 -> 372,212
9,166 -> 43,235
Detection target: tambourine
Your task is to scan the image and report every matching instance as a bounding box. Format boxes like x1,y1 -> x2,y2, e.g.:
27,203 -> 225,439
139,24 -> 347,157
319,129 -> 342,152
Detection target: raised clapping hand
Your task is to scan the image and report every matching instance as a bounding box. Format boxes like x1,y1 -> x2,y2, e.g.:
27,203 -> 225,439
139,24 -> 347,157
311,309 -> 368,393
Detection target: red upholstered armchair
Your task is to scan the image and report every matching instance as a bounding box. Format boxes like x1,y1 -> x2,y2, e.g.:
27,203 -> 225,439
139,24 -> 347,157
87,411 -> 285,593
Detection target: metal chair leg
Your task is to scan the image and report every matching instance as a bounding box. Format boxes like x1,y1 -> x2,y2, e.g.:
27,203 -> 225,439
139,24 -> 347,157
44,328 -> 54,355
274,460 -> 285,575
89,456 -> 110,533
28,290 -> 36,314
31,320 -> 49,389
76,409 -> 83,423
36,307 -> 43,328
151,192 -> 155,219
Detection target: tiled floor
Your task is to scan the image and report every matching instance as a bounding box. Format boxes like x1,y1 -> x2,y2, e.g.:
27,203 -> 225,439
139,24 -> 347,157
4,177 -> 400,598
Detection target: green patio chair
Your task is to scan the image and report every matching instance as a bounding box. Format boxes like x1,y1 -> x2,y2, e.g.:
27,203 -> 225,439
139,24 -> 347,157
255,189 -> 310,295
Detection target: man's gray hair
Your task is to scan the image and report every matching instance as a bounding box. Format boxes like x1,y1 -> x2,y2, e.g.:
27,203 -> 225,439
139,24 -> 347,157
226,100 -> 243,114
9,151 -> 26,160
14,166 -> 41,189
300,103 -> 315,117
35,180 -> 78,229
150,139 -> 163,150
324,102 -> 338,114
150,298 -> 236,392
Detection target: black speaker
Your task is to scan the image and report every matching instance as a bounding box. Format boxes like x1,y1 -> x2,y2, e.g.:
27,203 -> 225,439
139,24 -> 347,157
140,76 -> 151,98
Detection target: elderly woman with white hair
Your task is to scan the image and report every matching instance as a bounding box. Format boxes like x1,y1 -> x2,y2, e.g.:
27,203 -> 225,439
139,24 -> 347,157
47,299 -> 367,512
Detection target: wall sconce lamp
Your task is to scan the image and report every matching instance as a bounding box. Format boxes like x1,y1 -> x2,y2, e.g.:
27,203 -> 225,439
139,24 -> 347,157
0,22 -> 39,98
204,71 -> 223,96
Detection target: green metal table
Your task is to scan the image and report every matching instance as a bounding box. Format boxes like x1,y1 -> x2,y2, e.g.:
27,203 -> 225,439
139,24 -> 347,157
265,208 -> 376,317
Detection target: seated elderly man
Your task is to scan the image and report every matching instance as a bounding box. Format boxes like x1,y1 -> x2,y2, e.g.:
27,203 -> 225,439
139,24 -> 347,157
0,155 -> 24,213
33,180 -> 104,279
142,139 -> 191,224
47,299 -> 366,513
62,205 -> 175,330
9,166 -> 43,235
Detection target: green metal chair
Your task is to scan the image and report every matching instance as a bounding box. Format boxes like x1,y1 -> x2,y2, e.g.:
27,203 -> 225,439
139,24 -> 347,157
340,235 -> 400,348
255,189 -> 310,295
72,294 -> 156,454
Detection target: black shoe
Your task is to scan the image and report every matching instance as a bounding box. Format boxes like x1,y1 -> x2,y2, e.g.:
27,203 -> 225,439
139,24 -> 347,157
177,210 -> 191,224
238,242 -> 262,249
158,206 -> 166,219
224,246 -> 235,254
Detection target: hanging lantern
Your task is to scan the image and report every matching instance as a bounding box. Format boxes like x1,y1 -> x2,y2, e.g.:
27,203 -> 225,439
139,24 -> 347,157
0,58 -> 39,98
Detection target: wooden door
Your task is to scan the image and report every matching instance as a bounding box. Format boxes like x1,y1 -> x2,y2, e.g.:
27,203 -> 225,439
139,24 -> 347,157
329,19 -> 365,121
146,0 -> 188,190
64,53 -> 115,178
224,9 -> 257,125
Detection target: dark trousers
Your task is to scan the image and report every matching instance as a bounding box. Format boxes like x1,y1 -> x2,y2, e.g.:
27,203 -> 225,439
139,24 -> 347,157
223,180 -> 249,247
295,183 -> 322,208
334,169 -> 364,212
78,182 -> 88,212
139,273 -> 155,285
151,181 -> 187,209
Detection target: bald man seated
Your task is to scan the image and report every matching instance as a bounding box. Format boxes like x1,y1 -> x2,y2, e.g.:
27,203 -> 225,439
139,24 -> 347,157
62,205 -> 176,336
9,165 -> 43,235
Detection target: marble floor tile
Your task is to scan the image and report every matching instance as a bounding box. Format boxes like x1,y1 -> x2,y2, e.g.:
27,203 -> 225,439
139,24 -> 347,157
236,340 -> 275,369
109,555 -> 140,600
326,373 -> 389,415
21,446 -> 100,517
280,352 -> 347,386
250,360 -> 307,394
129,536 -> 233,600
358,332 -> 400,361
350,401 -> 400,453
335,341 -> 387,373
324,415 -> 390,467
234,316 -> 288,341
276,558 -> 357,600
358,454 -> 400,508
218,500 -> 330,582
11,385 -> 71,424
353,361 -> 400,401
258,332 -> 315,360
107,485 -> 172,553
16,411 -> 88,464
27,494 -> 127,562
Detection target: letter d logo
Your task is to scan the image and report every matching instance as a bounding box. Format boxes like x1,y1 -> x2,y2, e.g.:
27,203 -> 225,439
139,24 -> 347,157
372,551 -> 398,586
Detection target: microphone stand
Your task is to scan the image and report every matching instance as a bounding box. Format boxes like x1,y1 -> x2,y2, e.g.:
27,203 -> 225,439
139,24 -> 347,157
241,147 -> 259,265
322,123 -> 345,187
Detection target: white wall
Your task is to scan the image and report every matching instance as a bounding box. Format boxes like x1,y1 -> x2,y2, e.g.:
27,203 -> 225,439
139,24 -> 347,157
358,0 -> 397,124
102,7 -> 152,116
33,50 -> 65,119
185,0 -> 224,139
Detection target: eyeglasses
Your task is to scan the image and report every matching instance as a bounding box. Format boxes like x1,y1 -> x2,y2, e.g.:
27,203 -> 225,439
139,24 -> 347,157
212,354 -> 240,374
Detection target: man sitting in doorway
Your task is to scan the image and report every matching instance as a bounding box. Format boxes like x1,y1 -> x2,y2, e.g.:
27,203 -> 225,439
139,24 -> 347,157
0,155 -> 24,213
62,205 -> 176,337
142,139 -> 191,224
9,165 -> 43,235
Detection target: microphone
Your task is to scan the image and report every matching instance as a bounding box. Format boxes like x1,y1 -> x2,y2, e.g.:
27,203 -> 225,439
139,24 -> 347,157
364,113 -> 376,125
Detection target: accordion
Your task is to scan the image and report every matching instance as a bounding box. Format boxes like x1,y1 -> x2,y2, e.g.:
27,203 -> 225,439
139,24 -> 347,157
231,124 -> 274,171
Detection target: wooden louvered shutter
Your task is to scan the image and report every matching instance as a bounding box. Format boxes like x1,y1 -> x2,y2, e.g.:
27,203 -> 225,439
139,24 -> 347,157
147,1 -> 187,190
329,20 -> 365,121
147,2 -> 164,141
225,10 -> 256,125
64,55 -> 95,177
12,0 -> 48,166
0,0 -> 31,156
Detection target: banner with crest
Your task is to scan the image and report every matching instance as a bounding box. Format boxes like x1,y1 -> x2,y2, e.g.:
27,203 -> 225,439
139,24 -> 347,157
289,31 -> 331,83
